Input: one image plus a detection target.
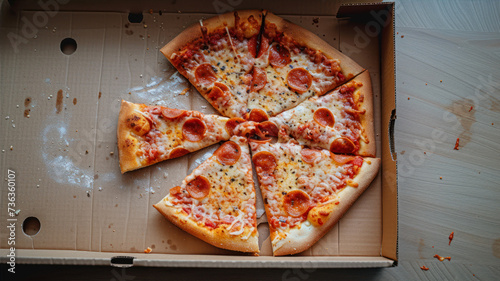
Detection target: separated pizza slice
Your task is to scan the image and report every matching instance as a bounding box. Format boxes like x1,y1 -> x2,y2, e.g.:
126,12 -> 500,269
117,100 -> 232,173
250,139 -> 380,256
160,10 -> 264,118
246,11 -> 365,119
266,71 -> 375,156
153,136 -> 259,253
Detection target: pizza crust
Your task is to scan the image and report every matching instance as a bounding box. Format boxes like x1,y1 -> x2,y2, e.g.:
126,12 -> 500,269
153,198 -> 259,253
355,71 -> 376,157
272,157 -> 381,256
117,100 -> 142,173
160,10 -> 263,61
264,11 -> 365,80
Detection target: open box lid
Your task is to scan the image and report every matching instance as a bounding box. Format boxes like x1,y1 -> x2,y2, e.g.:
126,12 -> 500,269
0,0 -> 397,267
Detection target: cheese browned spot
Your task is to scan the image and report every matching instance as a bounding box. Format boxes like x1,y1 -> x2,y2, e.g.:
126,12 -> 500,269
169,147 -> 190,159
186,176 -> 210,199
300,148 -> 321,164
214,141 -> 241,165
251,67 -> 267,92
127,114 -> 151,136
269,44 -> 291,68
252,151 -> 277,175
313,108 -> 335,127
248,108 -> 269,122
330,137 -> 356,154
182,118 -> 206,142
287,68 -> 312,94
283,190 -> 311,217
162,108 -> 187,120
195,63 -> 217,86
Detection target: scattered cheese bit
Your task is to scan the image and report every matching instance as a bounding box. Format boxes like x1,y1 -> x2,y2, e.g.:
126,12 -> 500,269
143,24 -> 148,28
149,9 -> 153,14
469,106 -> 473,112
440,80 -> 443,83
401,35 -> 404,38
10,146 -> 13,150
454,138 -> 460,150
407,97 -> 410,100
144,247 -> 152,253
179,87 -> 190,95
110,152 -> 114,155
425,83 -> 428,85
420,265 -> 429,271
440,177 -> 443,180
449,231 -> 454,245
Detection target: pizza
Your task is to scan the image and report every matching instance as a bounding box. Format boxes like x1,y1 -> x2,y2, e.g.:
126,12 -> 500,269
160,10 -> 364,120
250,139 -> 380,256
117,100 -> 232,173
116,10 -> 381,256
153,136 -> 259,253
268,71 -> 375,156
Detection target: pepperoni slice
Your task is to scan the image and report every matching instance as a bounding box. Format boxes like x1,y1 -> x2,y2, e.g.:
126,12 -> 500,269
214,82 -> 230,92
214,141 -> 241,165
169,147 -> 190,159
250,67 -> 267,92
248,36 -> 269,58
182,118 -> 206,142
256,121 -> 278,137
283,190 -> 311,217
331,154 -> 356,165
248,108 -> 269,122
269,44 -> 291,68
287,68 -> 312,93
313,108 -> 335,127
169,186 -> 182,196
300,148 -> 322,164
252,151 -> 277,175
207,85 -> 227,101
195,63 -> 217,86
161,108 -> 187,120
330,137 -> 356,154
248,36 -> 257,58
186,176 -> 210,199
225,117 -> 246,135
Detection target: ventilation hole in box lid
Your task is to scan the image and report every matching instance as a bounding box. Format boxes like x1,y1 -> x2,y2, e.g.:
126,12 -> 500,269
128,13 -> 143,23
22,216 -> 41,236
60,38 -> 77,55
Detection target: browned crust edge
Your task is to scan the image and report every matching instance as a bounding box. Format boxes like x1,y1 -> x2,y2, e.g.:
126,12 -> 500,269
355,71 -> 376,157
264,11 -> 365,79
160,10 -> 263,61
273,157 -> 381,256
153,200 -> 259,253
117,100 -> 142,173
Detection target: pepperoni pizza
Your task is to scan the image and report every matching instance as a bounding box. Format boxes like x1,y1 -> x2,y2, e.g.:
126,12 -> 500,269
153,136 -> 259,253
250,139 -> 380,256
115,10 -> 381,256
160,10 -> 364,120
117,100 -> 231,173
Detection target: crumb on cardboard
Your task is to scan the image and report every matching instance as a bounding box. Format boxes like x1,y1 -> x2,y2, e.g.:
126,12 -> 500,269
449,231 -> 454,245
454,138 -> 460,150
420,265 -> 429,271
144,247 -> 152,253
180,87 -> 190,95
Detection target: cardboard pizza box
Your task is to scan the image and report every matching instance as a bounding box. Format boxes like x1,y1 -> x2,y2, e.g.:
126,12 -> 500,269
0,0 -> 397,268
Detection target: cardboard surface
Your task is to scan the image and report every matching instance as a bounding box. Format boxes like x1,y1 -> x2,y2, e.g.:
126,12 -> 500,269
0,1 -> 396,267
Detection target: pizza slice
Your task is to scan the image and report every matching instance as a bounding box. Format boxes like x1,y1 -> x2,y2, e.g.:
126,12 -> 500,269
153,136 -> 259,253
160,10 -> 264,118
117,100 -> 232,173
267,71 -> 375,156
246,11 -> 365,119
250,139 -> 380,256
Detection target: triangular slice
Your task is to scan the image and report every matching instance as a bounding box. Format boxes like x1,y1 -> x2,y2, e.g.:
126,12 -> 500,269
153,136 -> 259,253
117,100 -> 231,173
246,11 -> 365,118
250,139 -> 380,256
160,10 -> 264,118
267,71 -> 375,156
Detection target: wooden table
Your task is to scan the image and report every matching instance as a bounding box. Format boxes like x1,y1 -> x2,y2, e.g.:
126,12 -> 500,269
3,0 -> 500,280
